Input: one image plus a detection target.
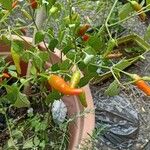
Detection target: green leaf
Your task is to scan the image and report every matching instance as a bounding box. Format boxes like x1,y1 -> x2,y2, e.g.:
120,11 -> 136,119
113,59 -> 133,77
88,36 -> 103,51
34,136 -> 40,147
5,85 -> 19,104
62,45 -> 73,54
48,38 -> 58,51
87,64 -> 98,72
33,55 -> 43,71
7,139 -> 16,149
66,50 -> 81,63
47,27 -> 54,38
39,51 -> 49,61
103,39 -> 117,58
30,65 -> 37,75
79,73 -> 96,87
35,31 -> 45,44
39,140 -> 46,149
14,92 -> 30,108
8,70 -> 18,77
78,61 -> 86,70
12,130 -> 23,139
105,80 -> 120,96
46,90 -> 61,105
59,59 -> 72,70
119,3 -> 133,20
49,2 -> 61,15
51,63 -> 60,71
66,50 -> 76,60
48,0 -> 56,6
0,0 -> 13,10
83,54 -> 94,64
58,30 -> 65,43
23,139 -> 34,149
8,65 -> 16,71
84,46 -> 96,55
146,0 -> 150,9
11,41 -> 24,54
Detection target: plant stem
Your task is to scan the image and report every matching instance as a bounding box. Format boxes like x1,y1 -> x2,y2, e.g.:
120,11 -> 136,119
105,0 -> 118,39
59,123 -> 67,150
0,10 -> 10,24
3,108 -> 18,150
30,5 -> 54,63
23,60 -> 32,95
113,67 -> 132,77
110,67 -> 121,85
109,3 -> 150,27
68,0 -> 72,22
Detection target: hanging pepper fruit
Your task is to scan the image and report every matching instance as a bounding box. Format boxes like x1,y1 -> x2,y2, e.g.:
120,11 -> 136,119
12,0 -> 18,9
130,1 -> 147,21
131,74 -> 150,96
20,28 -> 27,36
77,24 -> 91,36
29,0 -> 38,9
2,73 -> 11,78
70,70 -> 81,88
78,90 -> 87,107
106,52 -> 123,59
11,47 -> 21,74
48,74 -> 83,95
0,73 -> 11,83
103,38 -> 117,58
0,73 -> 10,79
82,34 -> 90,42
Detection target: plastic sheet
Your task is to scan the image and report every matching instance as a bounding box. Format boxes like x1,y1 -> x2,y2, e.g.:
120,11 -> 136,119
95,95 -> 139,149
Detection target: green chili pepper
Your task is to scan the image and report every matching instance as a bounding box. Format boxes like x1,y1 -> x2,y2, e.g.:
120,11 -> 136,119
11,47 -> 21,74
70,70 -> 81,88
78,91 -> 87,107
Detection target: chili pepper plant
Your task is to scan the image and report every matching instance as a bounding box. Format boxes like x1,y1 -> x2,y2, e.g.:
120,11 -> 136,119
0,0 -> 150,149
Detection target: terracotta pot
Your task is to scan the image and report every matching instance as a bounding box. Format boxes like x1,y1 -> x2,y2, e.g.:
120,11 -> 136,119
0,36 -> 95,150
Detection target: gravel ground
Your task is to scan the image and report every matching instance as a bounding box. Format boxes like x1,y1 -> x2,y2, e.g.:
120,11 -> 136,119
91,16 -> 150,150
91,55 -> 150,150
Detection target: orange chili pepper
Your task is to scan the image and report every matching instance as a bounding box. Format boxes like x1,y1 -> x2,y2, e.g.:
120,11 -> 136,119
20,28 -> 27,36
12,0 -> 18,9
2,73 -> 10,78
29,0 -> 38,9
132,74 -> 150,96
106,52 -> 123,59
77,24 -> 91,36
0,73 -> 10,83
82,34 -> 90,42
48,74 -> 83,95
